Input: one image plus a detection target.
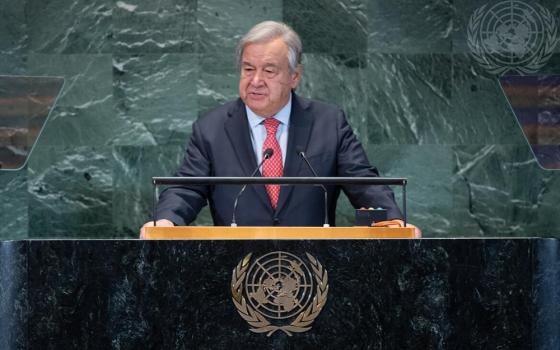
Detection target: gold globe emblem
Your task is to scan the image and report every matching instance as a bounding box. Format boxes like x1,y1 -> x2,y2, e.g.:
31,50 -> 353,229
245,252 -> 314,319
231,251 -> 328,336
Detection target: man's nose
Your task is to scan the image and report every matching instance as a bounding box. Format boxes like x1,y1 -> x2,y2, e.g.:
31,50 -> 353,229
250,70 -> 264,86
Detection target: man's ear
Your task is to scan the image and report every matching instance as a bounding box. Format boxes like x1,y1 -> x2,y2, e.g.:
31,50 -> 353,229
290,64 -> 302,90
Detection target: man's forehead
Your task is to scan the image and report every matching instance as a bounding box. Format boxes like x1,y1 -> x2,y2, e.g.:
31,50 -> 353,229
242,39 -> 288,58
241,59 -> 280,67
241,54 -> 287,69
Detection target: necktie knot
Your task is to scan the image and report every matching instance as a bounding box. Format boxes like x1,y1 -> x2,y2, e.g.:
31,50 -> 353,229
262,118 -> 280,135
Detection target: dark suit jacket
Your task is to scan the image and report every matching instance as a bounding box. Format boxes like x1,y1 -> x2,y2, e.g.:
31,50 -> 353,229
156,93 -> 402,226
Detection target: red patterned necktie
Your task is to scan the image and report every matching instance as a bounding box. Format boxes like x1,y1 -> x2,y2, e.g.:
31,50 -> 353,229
261,118 -> 283,209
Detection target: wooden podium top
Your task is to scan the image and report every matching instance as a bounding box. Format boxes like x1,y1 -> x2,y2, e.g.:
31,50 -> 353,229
144,226 -> 415,240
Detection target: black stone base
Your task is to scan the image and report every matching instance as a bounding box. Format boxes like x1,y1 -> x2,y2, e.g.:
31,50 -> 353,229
1,239 -> 559,349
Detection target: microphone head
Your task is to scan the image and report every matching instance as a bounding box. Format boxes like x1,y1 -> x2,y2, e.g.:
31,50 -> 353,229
263,148 -> 274,159
297,150 -> 305,158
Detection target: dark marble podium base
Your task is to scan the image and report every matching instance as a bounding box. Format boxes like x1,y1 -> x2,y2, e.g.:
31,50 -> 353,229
1,239 -> 559,350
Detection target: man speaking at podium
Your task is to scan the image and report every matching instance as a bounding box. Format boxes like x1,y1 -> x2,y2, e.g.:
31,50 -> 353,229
140,21 -> 419,237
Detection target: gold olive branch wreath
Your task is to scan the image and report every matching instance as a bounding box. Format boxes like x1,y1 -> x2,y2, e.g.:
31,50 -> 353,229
231,252 -> 329,336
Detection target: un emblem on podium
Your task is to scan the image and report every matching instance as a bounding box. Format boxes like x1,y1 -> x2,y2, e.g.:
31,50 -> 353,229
231,251 -> 329,336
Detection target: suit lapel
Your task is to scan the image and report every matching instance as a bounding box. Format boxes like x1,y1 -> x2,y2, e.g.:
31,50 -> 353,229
224,99 -> 272,211
275,94 -> 313,214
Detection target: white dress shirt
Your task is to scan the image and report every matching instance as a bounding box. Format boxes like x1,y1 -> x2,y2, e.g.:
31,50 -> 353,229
245,96 -> 291,168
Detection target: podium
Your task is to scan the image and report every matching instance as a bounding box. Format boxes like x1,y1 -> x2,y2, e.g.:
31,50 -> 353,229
144,226 -> 416,239
1,237 -> 559,349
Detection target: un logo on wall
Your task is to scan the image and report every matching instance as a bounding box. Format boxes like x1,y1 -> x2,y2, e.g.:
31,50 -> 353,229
231,251 -> 328,336
467,0 -> 559,75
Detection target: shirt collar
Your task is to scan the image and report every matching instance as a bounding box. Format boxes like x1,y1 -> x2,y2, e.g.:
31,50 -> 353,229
246,95 -> 292,128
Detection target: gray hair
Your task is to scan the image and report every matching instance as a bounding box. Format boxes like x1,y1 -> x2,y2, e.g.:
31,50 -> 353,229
237,21 -> 302,73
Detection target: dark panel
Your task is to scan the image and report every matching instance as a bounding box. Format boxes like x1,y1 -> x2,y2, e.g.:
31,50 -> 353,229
533,239 -> 560,349
20,239 -> 543,349
0,241 -> 28,350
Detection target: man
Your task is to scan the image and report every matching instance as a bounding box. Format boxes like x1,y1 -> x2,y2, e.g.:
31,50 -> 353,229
140,21 -> 420,237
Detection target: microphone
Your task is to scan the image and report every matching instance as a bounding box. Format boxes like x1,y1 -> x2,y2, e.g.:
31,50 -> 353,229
231,148 -> 274,227
298,150 -> 330,227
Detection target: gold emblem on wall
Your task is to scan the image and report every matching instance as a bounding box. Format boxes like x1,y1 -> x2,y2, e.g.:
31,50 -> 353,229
231,251 -> 329,336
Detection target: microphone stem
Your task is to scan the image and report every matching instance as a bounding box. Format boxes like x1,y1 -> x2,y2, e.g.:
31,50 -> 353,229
230,149 -> 273,227
299,152 -> 330,227
323,189 -> 329,227
231,184 -> 247,227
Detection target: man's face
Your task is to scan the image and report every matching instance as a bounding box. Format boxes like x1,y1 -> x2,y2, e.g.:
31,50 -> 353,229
239,37 -> 301,117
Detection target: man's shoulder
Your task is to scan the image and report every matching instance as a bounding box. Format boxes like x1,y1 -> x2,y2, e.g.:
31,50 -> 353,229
195,95 -> 344,126
197,99 -> 242,125
296,94 -> 341,110
294,94 -> 344,120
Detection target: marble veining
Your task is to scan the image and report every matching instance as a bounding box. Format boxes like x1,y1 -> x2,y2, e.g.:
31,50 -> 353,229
1,0 -> 560,238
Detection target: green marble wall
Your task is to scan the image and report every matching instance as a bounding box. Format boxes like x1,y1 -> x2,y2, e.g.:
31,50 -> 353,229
1,0 -> 559,238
